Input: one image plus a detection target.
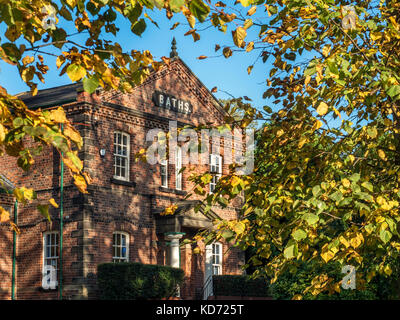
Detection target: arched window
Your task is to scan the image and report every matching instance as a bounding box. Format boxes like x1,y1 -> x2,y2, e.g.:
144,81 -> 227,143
112,232 -> 129,262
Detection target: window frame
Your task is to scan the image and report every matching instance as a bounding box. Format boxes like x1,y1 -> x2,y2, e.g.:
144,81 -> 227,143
209,154 -> 222,194
112,231 -> 129,263
175,146 -> 182,190
113,131 -> 130,181
211,242 -> 223,275
42,231 -> 59,286
161,159 -> 168,188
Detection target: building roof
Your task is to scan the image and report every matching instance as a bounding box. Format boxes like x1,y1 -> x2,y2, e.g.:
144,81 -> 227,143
0,173 -> 15,193
15,43 -> 227,118
16,82 -> 81,109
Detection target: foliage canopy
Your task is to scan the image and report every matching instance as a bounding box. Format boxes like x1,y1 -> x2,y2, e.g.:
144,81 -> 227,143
2,0 -> 400,298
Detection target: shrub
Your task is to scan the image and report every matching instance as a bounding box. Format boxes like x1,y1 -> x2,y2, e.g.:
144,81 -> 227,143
270,261 -> 397,300
212,275 -> 270,297
97,262 -> 184,300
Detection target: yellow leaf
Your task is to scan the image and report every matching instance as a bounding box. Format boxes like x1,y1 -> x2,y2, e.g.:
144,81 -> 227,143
384,265 -> 392,276
316,102 -> 329,116
246,42 -> 254,52
304,75 -> 311,86
342,178 -> 351,188
63,124 -> 83,148
321,250 -> 335,262
9,222 -> 20,234
187,15 -> 195,29
247,6 -> 257,16
349,233 -> 363,248
50,107 -> 68,123
339,236 -> 350,248
233,221 -> 246,234
0,123 -> 6,142
22,55 -> 34,66
311,120 -> 322,131
332,106 -> 341,118
56,55 -> 65,69
73,174 -> 88,193
298,136 -> 308,149
276,129 -> 284,137
322,45 -> 331,57
378,149 -> 386,161
247,65 -> 253,74
49,198 -> 59,208
67,64 -> 87,82
233,26 -> 247,48
0,206 -> 10,223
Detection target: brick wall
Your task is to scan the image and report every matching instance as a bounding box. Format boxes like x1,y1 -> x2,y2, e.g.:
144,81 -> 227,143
0,57 -> 245,300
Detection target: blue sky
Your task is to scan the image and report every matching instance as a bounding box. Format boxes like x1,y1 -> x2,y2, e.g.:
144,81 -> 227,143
0,6 -> 272,113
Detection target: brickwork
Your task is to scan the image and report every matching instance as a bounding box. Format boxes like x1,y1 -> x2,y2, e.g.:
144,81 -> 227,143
0,57 -> 245,300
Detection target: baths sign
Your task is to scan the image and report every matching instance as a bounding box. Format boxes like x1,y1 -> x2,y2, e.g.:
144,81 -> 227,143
153,91 -> 192,114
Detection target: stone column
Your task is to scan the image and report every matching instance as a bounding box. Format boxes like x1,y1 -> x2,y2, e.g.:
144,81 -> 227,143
165,233 -> 184,269
165,232 -> 185,297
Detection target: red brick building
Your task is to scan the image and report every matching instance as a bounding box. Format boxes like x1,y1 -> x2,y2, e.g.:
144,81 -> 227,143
0,43 -> 245,300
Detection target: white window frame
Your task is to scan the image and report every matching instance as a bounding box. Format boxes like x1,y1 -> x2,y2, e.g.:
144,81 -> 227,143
42,231 -> 59,286
175,146 -> 182,190
161,159 -> 168,188
113,131 -> 130,181
209,154 -> 222,194
112,232 -> 129,263
211,242 -> 223,275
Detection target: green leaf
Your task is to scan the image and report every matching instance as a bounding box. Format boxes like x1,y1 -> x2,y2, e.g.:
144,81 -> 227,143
367,127 -> 378,139
170,0 -> 184,12
312,185 -> 321,197
52,29 -> 67,48
189,0 -> 210,23
151,0 -> 164,9
349,173 -> 360,183
379,229 -> 392,244
387,85 -> 400,100
284,240 -> 298,259
131,18 -> 147,36
303,213 -> 319,225
37,204 -> 51,222
221,229 -> 234,240
361,181 -> 374,192
329,191 -> 343,203
292,229 -> 307,241
83,76 -> 99,94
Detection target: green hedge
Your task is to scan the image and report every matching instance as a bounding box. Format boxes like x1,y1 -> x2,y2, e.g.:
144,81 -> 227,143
97,262 -> 184,300
212,275 -> 270,297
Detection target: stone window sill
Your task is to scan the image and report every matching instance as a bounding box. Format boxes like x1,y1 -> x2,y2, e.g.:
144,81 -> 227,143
110,177 -> 136,187
159,186 -> 186,196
